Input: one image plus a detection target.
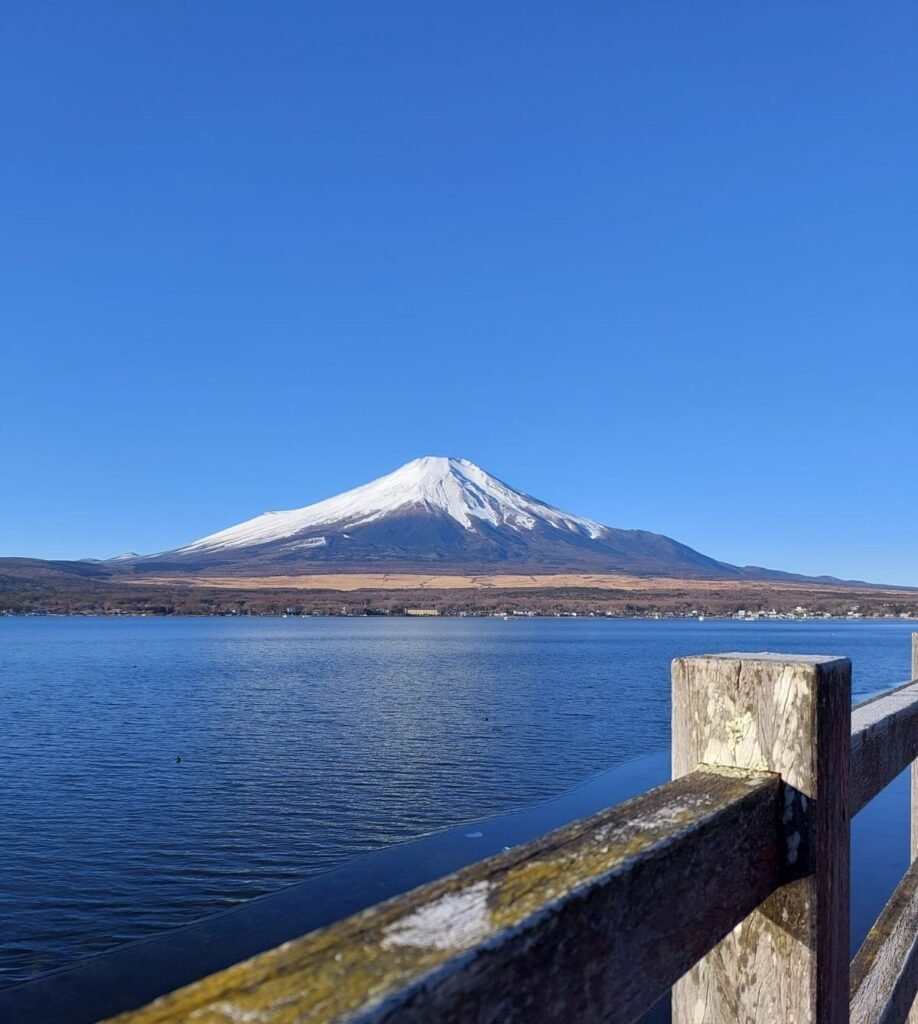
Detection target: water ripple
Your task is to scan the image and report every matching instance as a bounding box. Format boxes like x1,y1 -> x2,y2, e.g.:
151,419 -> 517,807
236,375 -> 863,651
0,616 -> 911,987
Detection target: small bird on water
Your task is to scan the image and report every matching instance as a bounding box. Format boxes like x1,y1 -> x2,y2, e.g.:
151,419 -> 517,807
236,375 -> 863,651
175,756 -> 181,764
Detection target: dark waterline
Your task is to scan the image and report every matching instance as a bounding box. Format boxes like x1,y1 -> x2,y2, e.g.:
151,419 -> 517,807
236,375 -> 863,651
0,616 -> 914,991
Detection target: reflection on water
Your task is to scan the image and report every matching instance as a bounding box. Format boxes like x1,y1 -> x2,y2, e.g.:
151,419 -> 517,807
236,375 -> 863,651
0,616 -> 913,986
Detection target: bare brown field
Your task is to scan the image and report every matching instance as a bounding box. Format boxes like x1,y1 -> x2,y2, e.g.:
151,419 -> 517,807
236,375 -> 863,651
133,572 -> 672,592
4,559 -> 915,617
4,570 -> 916,617
133,572 -> 906,595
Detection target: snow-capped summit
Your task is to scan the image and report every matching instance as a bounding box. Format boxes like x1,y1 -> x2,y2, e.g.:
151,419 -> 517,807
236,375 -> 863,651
179,456 -> 607,555
132,456 -> 740,578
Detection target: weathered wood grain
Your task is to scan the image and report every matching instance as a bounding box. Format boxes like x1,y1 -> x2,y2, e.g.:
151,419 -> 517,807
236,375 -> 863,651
100,767 -> 782,1024
672,652 -> 851,1024
911,635 -> 918,1024
911,634 -> 918,861
850,676 -> 918,816
851,858 -> 918,1024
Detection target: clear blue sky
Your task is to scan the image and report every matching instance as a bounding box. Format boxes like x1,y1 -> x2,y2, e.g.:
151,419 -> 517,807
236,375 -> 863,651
2,2 -> 916,583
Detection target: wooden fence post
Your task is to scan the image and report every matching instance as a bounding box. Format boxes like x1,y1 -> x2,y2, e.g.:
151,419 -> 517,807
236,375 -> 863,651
912,633 -> 917,862
910,633 -> 918,1024
671,653 -> 851,1024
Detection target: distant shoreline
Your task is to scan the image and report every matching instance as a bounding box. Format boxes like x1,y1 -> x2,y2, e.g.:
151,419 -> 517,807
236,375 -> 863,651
4,611 -> 916,622
2,571 -> 917,620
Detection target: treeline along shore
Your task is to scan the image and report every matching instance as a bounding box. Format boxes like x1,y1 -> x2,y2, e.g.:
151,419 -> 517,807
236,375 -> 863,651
2,563 -> 917,619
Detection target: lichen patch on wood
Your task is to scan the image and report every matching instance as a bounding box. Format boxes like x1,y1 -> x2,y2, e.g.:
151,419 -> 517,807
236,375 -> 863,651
380,882 -> 493,952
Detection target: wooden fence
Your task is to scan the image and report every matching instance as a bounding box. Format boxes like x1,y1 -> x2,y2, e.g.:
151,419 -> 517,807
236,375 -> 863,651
101,635 -> 918,1024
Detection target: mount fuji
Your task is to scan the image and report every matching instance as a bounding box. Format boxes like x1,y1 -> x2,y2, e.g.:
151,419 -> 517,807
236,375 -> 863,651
115,457 -> 817,581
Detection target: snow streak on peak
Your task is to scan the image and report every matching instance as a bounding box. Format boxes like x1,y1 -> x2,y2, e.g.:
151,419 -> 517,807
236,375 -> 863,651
177,456 -> 608,554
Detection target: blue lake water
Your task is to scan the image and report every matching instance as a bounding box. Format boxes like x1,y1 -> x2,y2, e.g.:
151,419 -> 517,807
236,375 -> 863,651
0,616 -> 914,996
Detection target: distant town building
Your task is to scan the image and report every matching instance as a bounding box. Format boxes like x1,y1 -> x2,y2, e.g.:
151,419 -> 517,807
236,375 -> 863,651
405,608 -> 440,617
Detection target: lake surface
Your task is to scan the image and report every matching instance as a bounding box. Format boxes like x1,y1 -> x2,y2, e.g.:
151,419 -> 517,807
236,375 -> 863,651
0,616 -> 915,991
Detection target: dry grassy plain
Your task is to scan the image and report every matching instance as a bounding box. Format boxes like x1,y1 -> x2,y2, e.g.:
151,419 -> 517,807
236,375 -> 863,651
95,572 -> 918,619
134,572 -> 891,594
3,563 -> 916,617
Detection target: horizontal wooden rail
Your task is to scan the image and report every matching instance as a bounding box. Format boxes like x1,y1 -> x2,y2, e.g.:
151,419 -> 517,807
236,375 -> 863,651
103,766 -> 781,1024
850,859 -> 918,1024
850,679 -> 918,816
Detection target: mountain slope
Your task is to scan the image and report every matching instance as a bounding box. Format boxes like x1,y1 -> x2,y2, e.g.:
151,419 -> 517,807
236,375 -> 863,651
115,456 -> 782,579
178,456 -> 609,552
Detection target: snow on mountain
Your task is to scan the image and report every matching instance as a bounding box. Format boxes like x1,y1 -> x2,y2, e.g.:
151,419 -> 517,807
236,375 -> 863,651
120,455 -> 762,578
177,456 -> 608,554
